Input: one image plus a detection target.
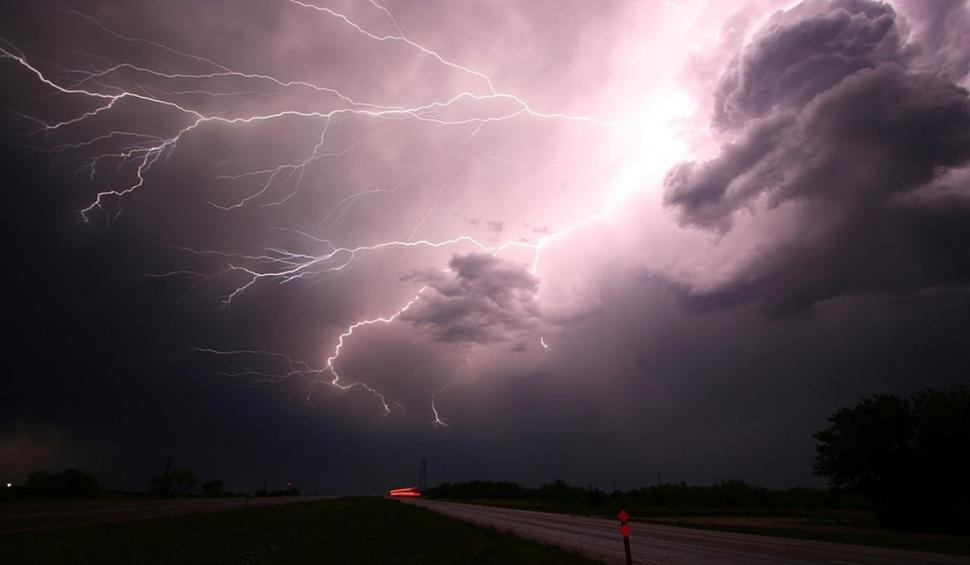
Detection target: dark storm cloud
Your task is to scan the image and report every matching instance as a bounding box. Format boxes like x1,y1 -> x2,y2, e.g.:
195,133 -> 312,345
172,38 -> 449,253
661,113 -> 792,230
898,0 -> 970,79
402,253 -> 541,343
711,0 -> 907,130
664,0 -> 970,313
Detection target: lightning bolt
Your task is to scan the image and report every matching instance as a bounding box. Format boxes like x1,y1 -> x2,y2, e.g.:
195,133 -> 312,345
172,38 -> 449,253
1,0 -> 685,422
324,289 -> 427,414
430,354 -> 474,428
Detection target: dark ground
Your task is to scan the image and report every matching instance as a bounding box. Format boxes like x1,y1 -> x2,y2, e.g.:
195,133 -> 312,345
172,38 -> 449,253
0,497 -> 600,565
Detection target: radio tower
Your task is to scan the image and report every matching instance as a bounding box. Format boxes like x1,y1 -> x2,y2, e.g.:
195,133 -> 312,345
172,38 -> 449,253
418,459 -> 427,492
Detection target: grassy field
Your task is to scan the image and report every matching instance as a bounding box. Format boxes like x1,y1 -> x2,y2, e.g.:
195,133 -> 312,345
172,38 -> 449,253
435,498 -> 970,556
0,498 -> 600,565
640,518 -> 970,556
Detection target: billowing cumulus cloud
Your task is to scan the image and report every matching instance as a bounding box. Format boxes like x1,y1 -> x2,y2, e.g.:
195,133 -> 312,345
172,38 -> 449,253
711,0 -> 907,130
664,0 -> 970,313
402,253 -> 541,343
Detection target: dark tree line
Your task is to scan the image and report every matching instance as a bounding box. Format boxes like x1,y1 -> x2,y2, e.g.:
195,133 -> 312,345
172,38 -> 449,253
426,479 -> 863,512
6,467 -> 238,500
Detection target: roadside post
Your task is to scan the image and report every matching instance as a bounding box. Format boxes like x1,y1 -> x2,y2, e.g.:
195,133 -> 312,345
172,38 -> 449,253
618,509 -> 633,565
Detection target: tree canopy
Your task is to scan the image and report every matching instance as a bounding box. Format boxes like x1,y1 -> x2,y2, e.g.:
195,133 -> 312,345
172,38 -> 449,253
815,387 -> 970,532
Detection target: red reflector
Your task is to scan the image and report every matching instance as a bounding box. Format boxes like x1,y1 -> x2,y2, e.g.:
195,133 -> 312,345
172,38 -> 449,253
620,524 -> 631,538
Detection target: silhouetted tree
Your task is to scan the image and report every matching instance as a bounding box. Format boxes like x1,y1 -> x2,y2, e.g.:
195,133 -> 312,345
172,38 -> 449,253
24,468 -> 101,498
815,388 -> 970,532
151,468 -> 197,496
201,479 -> 225,497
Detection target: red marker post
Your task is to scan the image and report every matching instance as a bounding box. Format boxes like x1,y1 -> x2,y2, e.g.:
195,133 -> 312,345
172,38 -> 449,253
618,509 -> 633,565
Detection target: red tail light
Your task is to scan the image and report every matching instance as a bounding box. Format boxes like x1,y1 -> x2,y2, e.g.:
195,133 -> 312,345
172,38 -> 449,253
389,486 -> 422,497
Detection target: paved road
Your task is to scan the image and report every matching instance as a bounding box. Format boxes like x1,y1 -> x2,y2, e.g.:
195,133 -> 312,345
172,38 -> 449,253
406,499 -> 969,565
0,496 -> 325,533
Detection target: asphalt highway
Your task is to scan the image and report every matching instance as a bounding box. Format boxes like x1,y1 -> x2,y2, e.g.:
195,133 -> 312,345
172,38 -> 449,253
406,499 -> 969,565
0,496 -> 324,533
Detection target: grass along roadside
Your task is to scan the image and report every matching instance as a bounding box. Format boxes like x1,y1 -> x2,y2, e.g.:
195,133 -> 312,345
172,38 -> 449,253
638,518 -> 970,556
0,497 -> 601,565
432,498 -> 970,556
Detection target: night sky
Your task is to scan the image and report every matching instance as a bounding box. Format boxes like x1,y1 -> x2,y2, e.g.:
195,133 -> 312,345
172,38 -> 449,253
2,0 -> 969,495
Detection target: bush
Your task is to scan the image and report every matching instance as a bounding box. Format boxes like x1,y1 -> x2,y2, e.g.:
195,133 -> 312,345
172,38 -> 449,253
201,479 -> 225,497
24,468 -> 101,498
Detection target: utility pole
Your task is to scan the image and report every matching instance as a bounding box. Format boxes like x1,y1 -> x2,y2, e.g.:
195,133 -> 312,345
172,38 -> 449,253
418,459 -> 427,492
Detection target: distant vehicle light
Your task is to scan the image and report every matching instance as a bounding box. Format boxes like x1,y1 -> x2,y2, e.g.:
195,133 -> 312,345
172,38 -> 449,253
389,486 -> 422,497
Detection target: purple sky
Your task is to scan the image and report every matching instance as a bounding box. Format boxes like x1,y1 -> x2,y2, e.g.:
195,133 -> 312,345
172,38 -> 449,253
2,0 -> 969,493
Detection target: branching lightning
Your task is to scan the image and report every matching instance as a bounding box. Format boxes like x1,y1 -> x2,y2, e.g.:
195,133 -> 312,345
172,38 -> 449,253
2,0 -> 690,425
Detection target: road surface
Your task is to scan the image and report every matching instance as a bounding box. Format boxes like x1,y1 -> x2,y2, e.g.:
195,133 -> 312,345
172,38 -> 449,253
0,496 -> 325,533
406,499 -> 969,565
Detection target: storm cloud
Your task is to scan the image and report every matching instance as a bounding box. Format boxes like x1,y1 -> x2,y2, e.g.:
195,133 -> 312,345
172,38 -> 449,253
2,0 -> 969,495
402,253 -> 541,343
664,0 -> 970,313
